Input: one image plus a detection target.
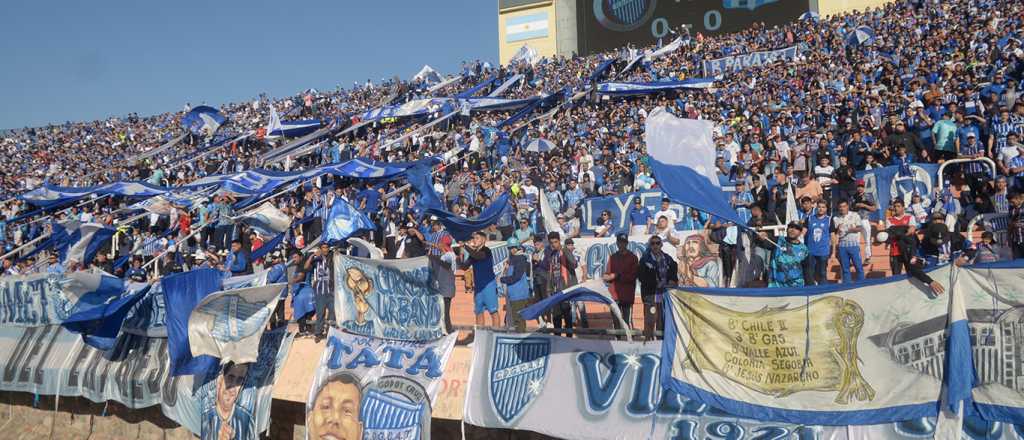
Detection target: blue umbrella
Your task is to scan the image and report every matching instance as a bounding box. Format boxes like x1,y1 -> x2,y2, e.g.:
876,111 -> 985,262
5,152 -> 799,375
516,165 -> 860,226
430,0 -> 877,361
845,26 -> 876,46
799,11 -> 820,21
525,138 -> 555,153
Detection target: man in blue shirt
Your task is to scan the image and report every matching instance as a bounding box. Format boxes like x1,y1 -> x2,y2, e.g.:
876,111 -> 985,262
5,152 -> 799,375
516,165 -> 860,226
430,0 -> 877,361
628,197 -> 652,235
226,239 -> 252,276
803,200 -> 832,286
459,231 -> 499,327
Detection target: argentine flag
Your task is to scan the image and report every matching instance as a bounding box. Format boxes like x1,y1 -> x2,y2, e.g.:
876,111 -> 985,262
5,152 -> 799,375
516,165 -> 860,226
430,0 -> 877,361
644,107 -> 744,224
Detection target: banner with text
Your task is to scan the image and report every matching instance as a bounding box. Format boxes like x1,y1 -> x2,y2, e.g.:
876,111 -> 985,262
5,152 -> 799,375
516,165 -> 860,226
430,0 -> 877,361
306,329 -> 457,440
462,329 -> 986,439
663,268 -> 958,424
333,254 -> 444,341
580,190 -> 695,234
702,46 -> 801,75
0,325 -> 293,439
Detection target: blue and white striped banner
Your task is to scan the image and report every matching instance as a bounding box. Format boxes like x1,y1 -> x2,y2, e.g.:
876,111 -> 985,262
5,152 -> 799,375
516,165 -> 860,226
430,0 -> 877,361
505,12 -> 549,43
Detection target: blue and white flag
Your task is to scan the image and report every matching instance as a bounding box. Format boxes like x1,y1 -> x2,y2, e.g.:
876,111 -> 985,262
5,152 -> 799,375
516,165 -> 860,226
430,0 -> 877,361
163,268 -> 224,376
63,222 -> 117,266
846,25 -> 876,46
62,279 -> 147,351
188,282 -> 285,365
323,198 -> 376,244
182,106 -> 227,136
645,36 -> 684,61
702,45 -> 801,75
509,44 -> 539,65
644,107 -> 742,224
234,202 -> 291,237
596,78 -> 715,96
425,193 -> 511,242
857,164 -> 937,221
266,106 -> 322,139
488,74 -> 524,97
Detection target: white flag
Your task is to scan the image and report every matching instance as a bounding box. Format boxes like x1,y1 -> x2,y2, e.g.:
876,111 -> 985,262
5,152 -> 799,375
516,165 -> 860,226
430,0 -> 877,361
188,283 -> 285,365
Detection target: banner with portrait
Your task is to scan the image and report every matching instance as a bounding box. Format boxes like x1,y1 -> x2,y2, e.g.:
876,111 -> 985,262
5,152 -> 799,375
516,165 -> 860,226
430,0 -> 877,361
462,329 -> 987,439
0,325 -> 292,439
305,329 -> 458,440
662,267 -> 959,424
333,254 -> 444,341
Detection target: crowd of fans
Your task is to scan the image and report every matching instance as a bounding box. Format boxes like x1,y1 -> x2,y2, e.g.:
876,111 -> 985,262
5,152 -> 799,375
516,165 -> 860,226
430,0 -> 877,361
1,0 -> 1023,337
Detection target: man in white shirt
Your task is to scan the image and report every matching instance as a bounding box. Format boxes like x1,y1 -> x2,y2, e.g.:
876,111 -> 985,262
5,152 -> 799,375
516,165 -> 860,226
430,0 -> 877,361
653,198 -> 678,230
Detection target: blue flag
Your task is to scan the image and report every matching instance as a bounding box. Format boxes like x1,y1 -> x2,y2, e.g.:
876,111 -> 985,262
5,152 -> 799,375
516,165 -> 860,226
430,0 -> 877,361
63,282 -> 149,351
426,193 -> 511,242
163,268 -> 223,376
323,198 -> 377,244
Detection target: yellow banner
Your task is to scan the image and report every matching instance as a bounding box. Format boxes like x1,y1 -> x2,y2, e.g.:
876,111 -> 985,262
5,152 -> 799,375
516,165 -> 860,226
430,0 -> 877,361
671,294 -> 874,404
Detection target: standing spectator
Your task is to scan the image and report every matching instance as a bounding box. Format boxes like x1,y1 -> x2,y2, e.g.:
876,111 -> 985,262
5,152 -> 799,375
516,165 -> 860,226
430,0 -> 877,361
305,242 -> 334,341
460,231 -> 500,328
885,200 -> 918,275
833,200 -> 865,283
804,200 -> 832,285
1009,192 -> 1024,259
539,232 -> 577,335
603,232 -> 639,333
500,238 -> 531,332
766,222 -> 809,288
628,197 -> 652,235
638,234 -> 677,341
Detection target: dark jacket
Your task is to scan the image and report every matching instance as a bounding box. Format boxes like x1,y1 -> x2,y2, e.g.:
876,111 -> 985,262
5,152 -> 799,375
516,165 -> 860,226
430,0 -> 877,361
637,251 -> 679,298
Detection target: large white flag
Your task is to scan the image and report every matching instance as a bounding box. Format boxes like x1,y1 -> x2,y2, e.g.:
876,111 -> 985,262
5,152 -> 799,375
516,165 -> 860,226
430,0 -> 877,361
187,283 -> 285,365
645,107 -> 718,187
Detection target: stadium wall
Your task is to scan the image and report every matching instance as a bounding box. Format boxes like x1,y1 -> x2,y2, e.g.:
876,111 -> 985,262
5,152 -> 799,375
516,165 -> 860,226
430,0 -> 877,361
498,0 -> 577,64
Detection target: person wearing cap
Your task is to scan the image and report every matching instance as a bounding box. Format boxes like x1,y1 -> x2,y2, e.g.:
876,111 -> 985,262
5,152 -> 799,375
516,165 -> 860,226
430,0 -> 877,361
459,231 -> 500,328
768,222 -> 809,288
427,237 -> 457,334
499,238 -> 531,332
398,221 -> 426,258
603,232 -> 639,335
973,231 -> 1002,264
958,130 -> 986,179
628,197 -> 652,236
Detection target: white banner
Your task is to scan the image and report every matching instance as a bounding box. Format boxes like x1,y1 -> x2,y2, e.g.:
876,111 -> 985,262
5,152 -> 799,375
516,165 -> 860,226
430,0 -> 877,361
188,283 -> 285,365
463,329 -> 981,439
333,254 -> 444,341
663,267 -> 955,424
306,329 -> 457,440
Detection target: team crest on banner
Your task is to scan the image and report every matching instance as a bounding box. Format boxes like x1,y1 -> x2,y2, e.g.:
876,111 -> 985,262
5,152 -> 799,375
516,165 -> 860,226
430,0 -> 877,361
306,329 -> 457,440
489,336 -> 550,424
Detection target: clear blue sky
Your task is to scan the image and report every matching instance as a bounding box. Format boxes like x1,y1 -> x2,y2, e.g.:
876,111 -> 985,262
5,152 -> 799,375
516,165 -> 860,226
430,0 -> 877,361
0,0 -> 497,129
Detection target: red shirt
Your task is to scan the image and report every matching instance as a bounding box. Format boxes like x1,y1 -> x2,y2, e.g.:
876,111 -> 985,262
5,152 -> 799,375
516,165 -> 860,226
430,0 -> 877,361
886,214 -> 914,256
606,251 -> 639,304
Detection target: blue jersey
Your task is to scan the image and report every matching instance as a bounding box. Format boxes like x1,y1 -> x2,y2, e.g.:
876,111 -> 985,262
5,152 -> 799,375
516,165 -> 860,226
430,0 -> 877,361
805,215 -> 832,257
628,207 -> 652,228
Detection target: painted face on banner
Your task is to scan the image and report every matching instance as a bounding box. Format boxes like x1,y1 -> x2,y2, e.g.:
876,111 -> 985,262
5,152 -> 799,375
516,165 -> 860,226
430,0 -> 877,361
309,375 -> 364,440
216,363 -> 249,423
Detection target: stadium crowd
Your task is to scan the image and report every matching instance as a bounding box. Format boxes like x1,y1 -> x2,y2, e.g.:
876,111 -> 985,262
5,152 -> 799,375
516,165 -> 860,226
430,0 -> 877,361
1,0 -> 1023,338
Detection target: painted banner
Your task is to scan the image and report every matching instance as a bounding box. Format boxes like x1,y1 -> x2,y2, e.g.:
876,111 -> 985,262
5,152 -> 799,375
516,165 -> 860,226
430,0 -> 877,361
702,45 -> 801,75
956,261 -> 1024,423
333,254 -> 444,341
580,190 -> 694,234
662,267 -> 957,424
0,272 -> 89,326
463,329 -> 1010,439
857,163 -> 937,221
306,329 -> 457,440
0,325 -> 292,439
179,327 -> 294,440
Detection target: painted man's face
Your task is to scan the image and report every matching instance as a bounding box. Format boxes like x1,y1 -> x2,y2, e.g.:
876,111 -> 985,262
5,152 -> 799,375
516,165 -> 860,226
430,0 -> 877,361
309,381 -> 363,440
